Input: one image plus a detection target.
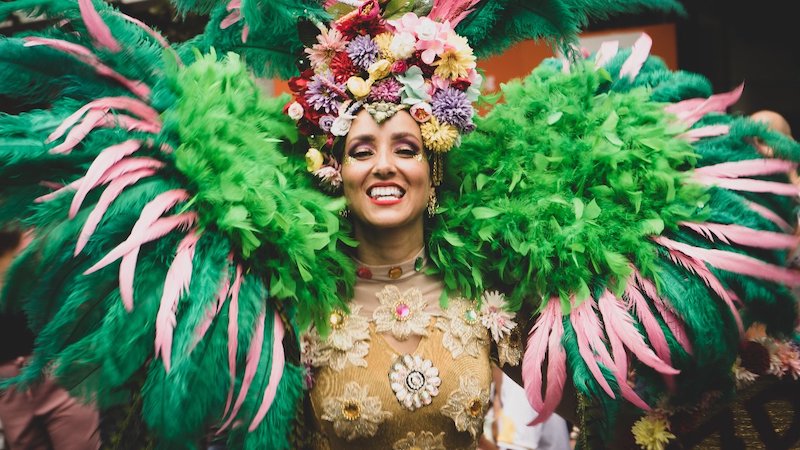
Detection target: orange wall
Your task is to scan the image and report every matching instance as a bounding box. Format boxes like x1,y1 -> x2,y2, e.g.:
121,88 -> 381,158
273,23 -> 677,96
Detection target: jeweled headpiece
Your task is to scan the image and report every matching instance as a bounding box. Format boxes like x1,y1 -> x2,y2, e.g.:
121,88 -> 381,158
285,0 -> 483,192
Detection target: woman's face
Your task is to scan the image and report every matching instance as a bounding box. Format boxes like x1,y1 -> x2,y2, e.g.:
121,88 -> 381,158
342,109 -> 432,233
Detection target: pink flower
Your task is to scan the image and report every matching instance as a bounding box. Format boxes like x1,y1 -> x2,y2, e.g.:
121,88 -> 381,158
391,59 -> 408,74
305,27 -> 348,69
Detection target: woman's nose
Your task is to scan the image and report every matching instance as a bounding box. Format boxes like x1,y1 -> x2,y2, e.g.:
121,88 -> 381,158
372,147 -> 397,177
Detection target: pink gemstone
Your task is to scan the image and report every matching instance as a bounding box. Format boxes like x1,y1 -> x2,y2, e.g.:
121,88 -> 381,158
395,303 -> 411,319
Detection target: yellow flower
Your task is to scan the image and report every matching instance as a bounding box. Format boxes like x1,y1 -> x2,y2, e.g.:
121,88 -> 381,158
367,59 -> 392,81
305,147 -> 324,172
373,32 -> 396,61
347,76 -> 373,98
420,117 -> 458,153
631,415 -> 676,450
433,33 -> 476,80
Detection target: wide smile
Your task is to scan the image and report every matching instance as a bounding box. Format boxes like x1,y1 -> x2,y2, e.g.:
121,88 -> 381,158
367,185 -> 406,205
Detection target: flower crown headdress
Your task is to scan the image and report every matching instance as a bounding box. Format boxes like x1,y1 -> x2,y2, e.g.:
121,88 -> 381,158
285,0 -> 483,192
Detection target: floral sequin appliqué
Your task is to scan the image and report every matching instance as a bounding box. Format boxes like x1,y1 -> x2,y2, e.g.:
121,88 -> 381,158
389,354 -> 442,411
440,375 -> 490,438
392,431 -> 446,450
303,304 -> 370,372
374,285 -> 432,340
321,381 -> 392,441
436,298 -> 489,358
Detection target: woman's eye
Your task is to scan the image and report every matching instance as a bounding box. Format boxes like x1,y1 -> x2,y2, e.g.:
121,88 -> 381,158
396,147 -> 419,157
350,148 -> 373,158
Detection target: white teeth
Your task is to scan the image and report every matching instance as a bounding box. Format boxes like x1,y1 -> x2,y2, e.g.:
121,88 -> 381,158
369,186 -> 405,198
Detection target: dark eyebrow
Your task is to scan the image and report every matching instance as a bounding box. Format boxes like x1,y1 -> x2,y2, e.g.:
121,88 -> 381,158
391,132 -> 422,146
346,134 -> 376,149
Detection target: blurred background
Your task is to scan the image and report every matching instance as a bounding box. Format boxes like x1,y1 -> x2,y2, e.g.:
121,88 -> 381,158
1,0 -> 797,134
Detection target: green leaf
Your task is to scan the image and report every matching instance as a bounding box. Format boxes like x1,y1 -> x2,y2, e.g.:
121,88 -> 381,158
584,199 -> 602,220
476,173 -> 490,190
573,198 -> 584,220
547,111 -> 563,125
471,207 -> 501,219
443,232 -> 464,247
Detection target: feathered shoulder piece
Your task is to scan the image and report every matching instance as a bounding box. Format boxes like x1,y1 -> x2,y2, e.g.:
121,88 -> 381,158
1,0 -> 353,447
430,34 -> 800,445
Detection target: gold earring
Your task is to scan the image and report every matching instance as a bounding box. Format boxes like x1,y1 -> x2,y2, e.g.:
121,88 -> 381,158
340,207 -> 350,218
427,190 -> 438,218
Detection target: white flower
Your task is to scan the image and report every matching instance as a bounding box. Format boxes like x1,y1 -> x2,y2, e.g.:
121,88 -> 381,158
331,116 -> 353,136
479,290 -> 517,343
416,17 -> 438,41
410,102 -> 432,123
389,32 -> 416,59
287,101 -> 304,121
389,354 -> 441,411
373,285 -> 431,340
306,305 -> 371,371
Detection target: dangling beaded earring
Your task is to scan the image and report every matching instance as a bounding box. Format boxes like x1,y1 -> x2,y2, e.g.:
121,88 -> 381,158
340,207 -> 350,218
427,190 -> 438,218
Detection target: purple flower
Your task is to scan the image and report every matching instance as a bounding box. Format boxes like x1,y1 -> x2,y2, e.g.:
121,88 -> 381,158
306,73 -> 346,114
431,87 -> 474,130
319,115 -> 336,133
346,35 -> 379,70
368,78 -> 402,103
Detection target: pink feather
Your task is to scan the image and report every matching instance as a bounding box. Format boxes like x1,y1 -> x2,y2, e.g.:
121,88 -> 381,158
50,109 -> 108,154
744,200 -> 793,233
35,178 -> 82,203
594,40 -> 619,68
597,291 -> 679,375
75,163 -> 163,255
619,33 -> 652,80
119,247 -> 140,312
248,312 -> 286,431
662,247 -> 744,334
633,271 -> 693,355
218,310 -> 267,432
625,281 -> 675,390
222,265 -> 244,418
680,221 -> 798,250
530,306 -> 567,425
665,84 -> 744,127
102,114 -> 162,134
69,140 -> 142,217
48,97 -> 160,146
569,298 -> 616,398
693,159 -> 797,179
522,297 -> 558,411
694,175 -> 800,196
83,210 -> 195,275
654,236 -> 800,286
78,0 -> 121,52
679,124 -> 730,142
154,230 -> 200,372
23,37 -> 150,99
428,0 -> 482,26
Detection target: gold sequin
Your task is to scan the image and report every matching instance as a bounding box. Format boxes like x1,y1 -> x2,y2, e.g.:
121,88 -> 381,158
322,382 -> 392,441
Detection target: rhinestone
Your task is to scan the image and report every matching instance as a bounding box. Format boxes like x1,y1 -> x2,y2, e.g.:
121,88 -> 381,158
388,266 -> 403,279
394,303 -> 411,321
329,310 -> 346,329
467,398 -> 483,417
464,308 -> 478,324
342,400 -> 361,421
356,266 -> 373,279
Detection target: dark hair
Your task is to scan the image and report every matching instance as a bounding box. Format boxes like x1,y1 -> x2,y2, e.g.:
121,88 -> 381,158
0,225 -> 23,255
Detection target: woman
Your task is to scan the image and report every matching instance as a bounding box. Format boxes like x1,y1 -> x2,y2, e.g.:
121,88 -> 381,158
301,108 -> 516,448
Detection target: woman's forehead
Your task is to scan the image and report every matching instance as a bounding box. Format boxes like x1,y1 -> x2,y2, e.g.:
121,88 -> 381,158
347,109 -> 421,141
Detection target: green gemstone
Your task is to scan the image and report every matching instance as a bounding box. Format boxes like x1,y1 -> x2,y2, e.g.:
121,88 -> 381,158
414,257 -> 424,272
464,308 -> 478,323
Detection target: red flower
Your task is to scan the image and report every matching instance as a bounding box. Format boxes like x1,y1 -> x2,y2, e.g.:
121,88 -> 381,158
408,51 -> 435,77
330,52 -> 360,83
334,0 -> 386,39
391,60 -> 408,74
288,68 -> 314,94
451,77 -> 471,91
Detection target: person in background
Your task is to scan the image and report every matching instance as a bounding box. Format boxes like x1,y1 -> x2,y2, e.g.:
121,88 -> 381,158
0,226 -> 101,450
482,366 -> 571,450
750,109 -> 793,138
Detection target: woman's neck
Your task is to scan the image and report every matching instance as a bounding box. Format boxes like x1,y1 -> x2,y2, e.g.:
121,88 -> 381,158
353,222 -> 424,265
